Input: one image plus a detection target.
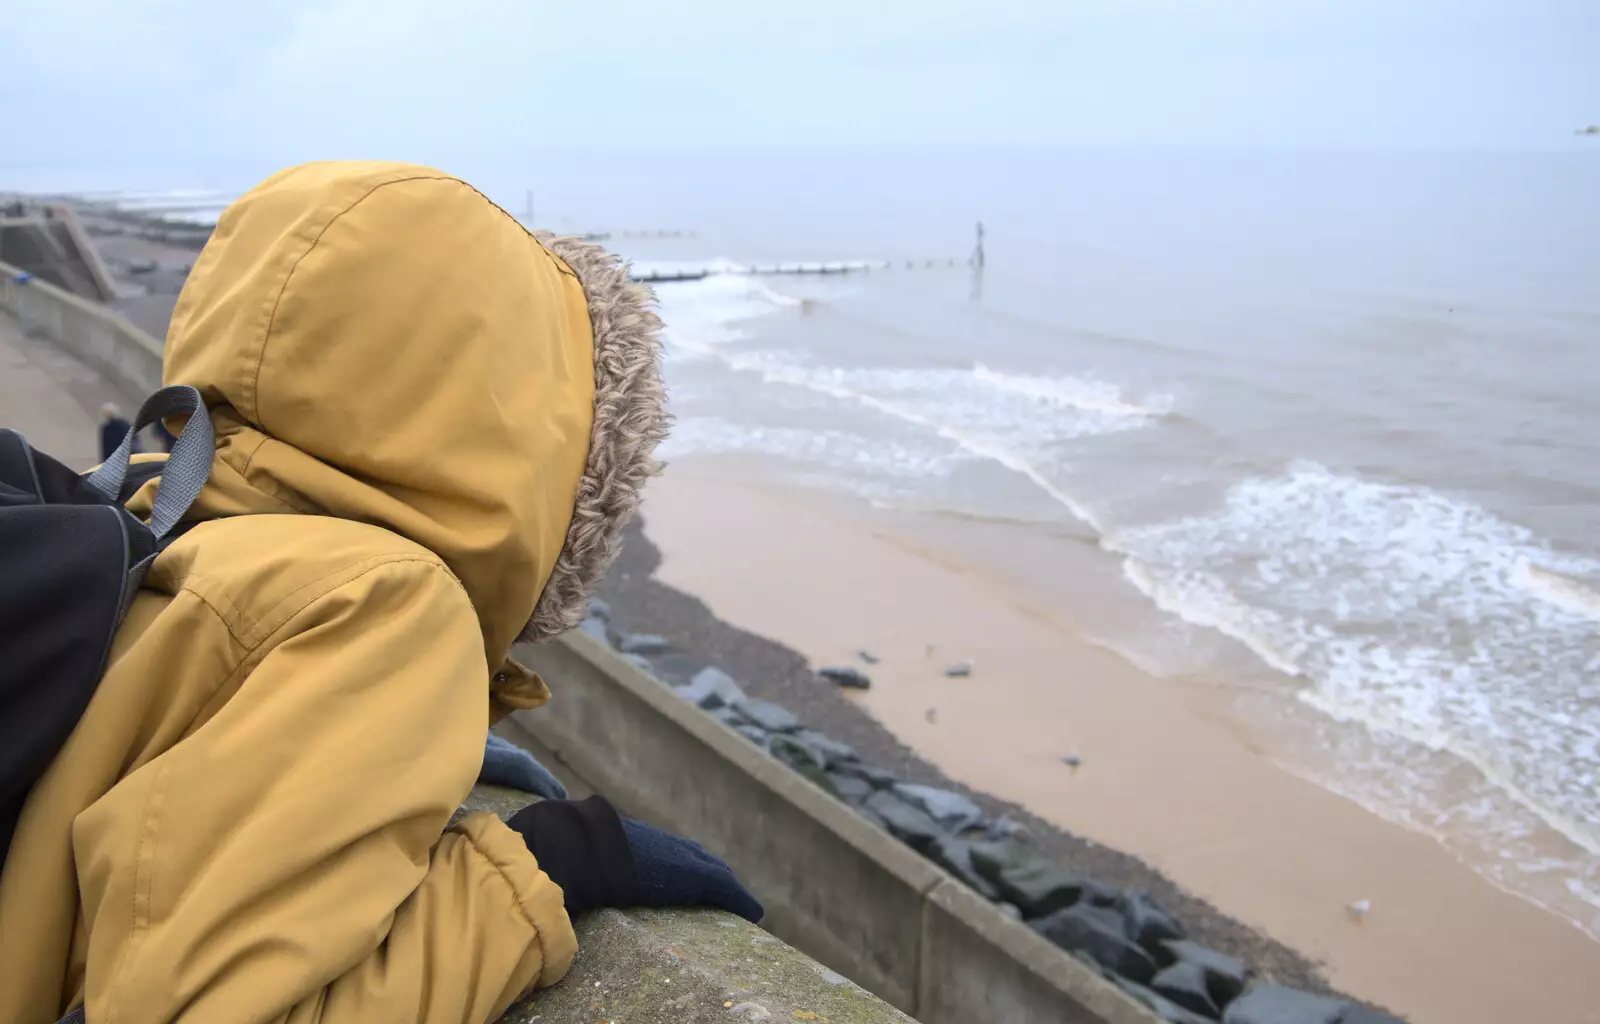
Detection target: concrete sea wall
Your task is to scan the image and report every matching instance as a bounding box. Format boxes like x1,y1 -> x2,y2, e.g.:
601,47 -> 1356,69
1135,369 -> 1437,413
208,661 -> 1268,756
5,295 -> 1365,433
508,631 -> 1159,1024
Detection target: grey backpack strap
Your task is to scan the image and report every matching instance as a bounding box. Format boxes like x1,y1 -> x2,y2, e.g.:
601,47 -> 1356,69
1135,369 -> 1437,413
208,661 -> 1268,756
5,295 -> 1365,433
84,385 -> 213,541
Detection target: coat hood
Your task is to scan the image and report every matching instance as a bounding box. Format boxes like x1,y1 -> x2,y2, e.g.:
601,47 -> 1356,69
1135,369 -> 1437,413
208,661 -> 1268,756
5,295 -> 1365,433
158,161 -> 667,671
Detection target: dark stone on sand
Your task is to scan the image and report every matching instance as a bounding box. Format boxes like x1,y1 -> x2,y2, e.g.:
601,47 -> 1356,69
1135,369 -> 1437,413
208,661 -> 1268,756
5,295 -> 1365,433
735,725 -> 773,749
1061,754 -> 1083,767
1339,1007 -> 1408,1024
1081,878 -> 1124,908
927,837 -> 1002,900
944,662 -> 972,677
819,666 -> 872,689
858,650 -> 880,664
863,790 -> 943,853
823,770 -> 875,805
1222,985 -> 1349,1024
970,841 -> 1084,919
770,733 -> 829,773
1031,904 -> 1157,984
792,728 -> 857,766
830,761 -> 897,789
710,706 -> 746,728
578,617 -> 610,646
618,633 -> 671,655
674,666 -> 747,710
1112,978 -> 1218,1024
768,735 -> 839,796
1124,891 -> 1187,955
735,698 -> 801,733
586,597 -> 613,622
1160,940 -> 1247,1004
984,816 -> 1029,840
1151,961 -> 1222,1019
892,783 -> 984,832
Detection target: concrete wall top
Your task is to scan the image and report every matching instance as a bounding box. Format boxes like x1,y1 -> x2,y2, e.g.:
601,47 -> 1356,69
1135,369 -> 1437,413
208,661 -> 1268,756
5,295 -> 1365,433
459,784 -> 919,1024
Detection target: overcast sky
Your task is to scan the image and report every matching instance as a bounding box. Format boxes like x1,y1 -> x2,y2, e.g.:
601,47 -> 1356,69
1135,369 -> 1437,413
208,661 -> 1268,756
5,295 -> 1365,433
2,0 -> 1595,183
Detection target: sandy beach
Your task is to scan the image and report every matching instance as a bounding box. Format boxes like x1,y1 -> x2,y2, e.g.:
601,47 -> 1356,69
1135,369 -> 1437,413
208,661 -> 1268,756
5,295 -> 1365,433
628,460 -> 1600,1024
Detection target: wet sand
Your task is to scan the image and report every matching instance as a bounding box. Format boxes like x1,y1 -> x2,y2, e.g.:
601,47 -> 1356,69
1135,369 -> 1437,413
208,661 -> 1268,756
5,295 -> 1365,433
633,461 -> 1600,1024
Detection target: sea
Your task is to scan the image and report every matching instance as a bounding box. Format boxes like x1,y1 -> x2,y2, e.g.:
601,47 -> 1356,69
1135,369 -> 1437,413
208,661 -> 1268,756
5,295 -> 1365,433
21,145 -> 1600,937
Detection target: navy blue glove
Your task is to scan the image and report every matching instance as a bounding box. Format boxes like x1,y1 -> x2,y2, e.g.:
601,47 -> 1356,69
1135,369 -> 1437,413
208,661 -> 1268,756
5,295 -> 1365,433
480,733 -> 569,799
507,796 -> 763,922
621,817 -> 764,923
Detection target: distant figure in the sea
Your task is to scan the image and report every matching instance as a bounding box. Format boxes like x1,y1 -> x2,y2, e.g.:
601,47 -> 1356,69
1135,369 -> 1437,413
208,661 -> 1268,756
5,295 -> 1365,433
97,402 -> 139,461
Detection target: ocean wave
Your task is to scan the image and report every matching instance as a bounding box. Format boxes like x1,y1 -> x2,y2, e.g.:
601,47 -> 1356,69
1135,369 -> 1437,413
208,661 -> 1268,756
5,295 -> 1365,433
658,416 -> 957,481
652,270 -> 1166,526
973,363 -> 1173,418
1513,563 -> 1600,623
1108,462 -> 1600,856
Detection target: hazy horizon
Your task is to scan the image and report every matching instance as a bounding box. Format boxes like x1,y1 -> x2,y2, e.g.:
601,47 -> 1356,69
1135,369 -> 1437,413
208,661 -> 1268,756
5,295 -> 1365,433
3,0 -> 1595,186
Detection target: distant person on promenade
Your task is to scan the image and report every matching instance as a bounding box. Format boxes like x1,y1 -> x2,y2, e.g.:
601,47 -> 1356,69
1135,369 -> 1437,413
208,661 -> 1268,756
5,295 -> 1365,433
96,402 -> 138,461
1,161 -> 760,1024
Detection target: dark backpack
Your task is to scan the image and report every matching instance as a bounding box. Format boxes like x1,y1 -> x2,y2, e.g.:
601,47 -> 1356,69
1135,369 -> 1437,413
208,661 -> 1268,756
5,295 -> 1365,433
0,385 -> 213,874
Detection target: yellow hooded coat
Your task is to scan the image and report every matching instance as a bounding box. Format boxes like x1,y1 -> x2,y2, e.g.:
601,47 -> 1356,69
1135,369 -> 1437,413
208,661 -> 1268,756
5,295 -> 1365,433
0,162 -> 665,1024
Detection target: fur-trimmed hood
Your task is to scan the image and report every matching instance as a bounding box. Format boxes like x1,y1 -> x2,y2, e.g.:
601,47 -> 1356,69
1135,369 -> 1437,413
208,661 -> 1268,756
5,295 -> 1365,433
155,161 -> 666,676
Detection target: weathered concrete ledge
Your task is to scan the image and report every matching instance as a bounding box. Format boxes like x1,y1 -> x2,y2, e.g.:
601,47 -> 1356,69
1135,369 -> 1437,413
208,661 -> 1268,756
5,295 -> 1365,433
459,784 -> 917,1024
1,257 -> 163,399
508,633 -> 1160,1024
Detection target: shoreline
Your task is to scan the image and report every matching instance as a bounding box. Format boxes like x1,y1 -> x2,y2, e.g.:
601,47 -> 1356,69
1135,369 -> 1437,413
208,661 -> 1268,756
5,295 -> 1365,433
610,462 -> 1600,1024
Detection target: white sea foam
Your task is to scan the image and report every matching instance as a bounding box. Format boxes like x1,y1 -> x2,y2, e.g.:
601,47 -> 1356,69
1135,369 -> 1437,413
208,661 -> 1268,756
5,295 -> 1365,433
973,363 -> 1173,418
659,416 -> 957,481
1514,563 -> 1600,623
1109,463 -> 1600,856
651,271 -> 1173,525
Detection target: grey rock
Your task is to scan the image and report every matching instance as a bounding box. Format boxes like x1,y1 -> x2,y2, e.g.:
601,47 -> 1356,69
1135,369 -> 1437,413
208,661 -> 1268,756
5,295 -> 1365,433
792,729 -> 858,766
770,733 -> 828,773
1111,978 -> 1218,1024
1160,940 -> 1247,1004
1222,985 -> 1349,1024
620,652 -> 655,674
819,666 -> 871,690
675,666 -> 747,710
578,617 -> 610,646
984,816 -> 1029,840
996,902 -> 1023,920
1340,1007 -> 1408,1024
734,698 -> 801,733
1123,891 -> 1186,955
1151,962 -> 1221,1019
1031,904 -> 1157,984
769,735 -> 839,796
823,770 -> 875,805
586,597 -> 613,622
892,783 -> 984,832
1061,754 -> 1083,767
830,761 -> 897,789
618,633 -> 671,655
710,706 -> 749,731
735,725 -> 774,750
1081,878 -> 1124,908
944,661 -> 973,677
970,841 -> 1084,918
927,837 -> 1002,900
862,790 -> 943,853
858,650 -> 880,664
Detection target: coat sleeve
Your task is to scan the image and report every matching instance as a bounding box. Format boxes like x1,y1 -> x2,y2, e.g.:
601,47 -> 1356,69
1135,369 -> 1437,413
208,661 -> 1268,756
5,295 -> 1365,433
71,558 -> 577,1024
